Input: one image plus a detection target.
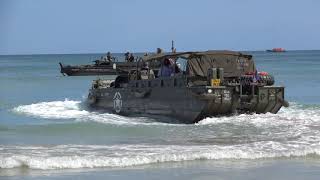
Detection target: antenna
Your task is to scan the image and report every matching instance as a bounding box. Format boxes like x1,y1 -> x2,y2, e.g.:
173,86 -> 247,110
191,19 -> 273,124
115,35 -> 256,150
171,40 -> 175,53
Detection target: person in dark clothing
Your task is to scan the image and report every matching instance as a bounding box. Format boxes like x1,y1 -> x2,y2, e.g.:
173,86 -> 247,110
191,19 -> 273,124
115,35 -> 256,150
106,52 -> 112,62
158,58 -> 174,77
128,53 -> 135,62
174,63 -> 181,74
125,52 -> 130,61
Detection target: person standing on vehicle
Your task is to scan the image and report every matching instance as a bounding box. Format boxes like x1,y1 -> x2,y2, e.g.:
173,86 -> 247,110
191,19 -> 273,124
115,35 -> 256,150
158,58 -> 174,77
128,53 -> 135,62
106,52 -> 112,62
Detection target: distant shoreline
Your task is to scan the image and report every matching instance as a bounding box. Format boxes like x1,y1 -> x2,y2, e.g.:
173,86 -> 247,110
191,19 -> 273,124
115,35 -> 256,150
1,49 -> 320,56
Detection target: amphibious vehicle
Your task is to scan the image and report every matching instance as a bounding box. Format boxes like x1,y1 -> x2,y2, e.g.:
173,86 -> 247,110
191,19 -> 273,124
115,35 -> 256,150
59,57 -> 161,76
87,50 -> 288,123
59,60 -> 138,76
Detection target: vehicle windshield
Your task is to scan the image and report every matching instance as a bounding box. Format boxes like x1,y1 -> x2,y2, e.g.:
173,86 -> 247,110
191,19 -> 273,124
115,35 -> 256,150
176,57 -> 187,72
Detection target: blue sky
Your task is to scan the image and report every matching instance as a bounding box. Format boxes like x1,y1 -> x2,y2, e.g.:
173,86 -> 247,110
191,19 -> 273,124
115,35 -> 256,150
1,0 -> 320,55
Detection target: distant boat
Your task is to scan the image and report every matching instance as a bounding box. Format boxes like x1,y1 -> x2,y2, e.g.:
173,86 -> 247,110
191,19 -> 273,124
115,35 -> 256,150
266,48 -> 286,52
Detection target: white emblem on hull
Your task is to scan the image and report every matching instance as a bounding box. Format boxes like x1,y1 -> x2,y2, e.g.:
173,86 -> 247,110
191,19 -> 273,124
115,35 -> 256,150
113,92 -> 122,113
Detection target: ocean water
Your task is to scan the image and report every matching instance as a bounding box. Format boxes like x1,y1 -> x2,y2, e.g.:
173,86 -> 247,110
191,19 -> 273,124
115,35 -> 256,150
1,51 -> 320,179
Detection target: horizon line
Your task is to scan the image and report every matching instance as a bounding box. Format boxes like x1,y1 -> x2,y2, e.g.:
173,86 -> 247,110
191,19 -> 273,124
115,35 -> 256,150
1,49 -> 319,56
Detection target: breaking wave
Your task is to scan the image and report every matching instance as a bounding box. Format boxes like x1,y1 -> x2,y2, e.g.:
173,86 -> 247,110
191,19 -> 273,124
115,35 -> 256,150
1,142 -> 320,170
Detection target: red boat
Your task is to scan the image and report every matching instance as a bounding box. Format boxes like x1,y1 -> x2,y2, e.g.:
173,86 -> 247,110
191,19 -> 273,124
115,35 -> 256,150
266,48 -> 286,52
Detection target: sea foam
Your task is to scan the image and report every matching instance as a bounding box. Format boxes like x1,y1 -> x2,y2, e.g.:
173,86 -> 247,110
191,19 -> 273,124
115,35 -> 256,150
12,100 -> 320,128
7,100 -> 320,169
12,99 -> 166,125
1,143 -> 320,170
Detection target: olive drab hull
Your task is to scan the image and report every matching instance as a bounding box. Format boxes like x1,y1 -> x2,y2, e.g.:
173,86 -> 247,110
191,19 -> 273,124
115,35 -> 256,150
59,61 -> 161,76
88,77 -> 287,124
59,62 -> 137,76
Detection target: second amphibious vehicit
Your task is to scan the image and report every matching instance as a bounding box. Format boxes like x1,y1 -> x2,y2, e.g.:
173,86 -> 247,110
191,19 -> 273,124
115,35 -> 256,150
87,50 -> 288,123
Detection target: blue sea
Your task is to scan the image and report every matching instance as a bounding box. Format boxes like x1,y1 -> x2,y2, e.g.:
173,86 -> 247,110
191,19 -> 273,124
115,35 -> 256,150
1,51 -> 320,179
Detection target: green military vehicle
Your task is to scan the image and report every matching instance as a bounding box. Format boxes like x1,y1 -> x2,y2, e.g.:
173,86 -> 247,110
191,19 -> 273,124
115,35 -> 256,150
87,50 -> 288,123
59,60 -> 138,76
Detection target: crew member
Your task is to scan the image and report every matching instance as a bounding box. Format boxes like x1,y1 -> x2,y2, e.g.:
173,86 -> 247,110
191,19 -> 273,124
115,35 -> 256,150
156,48 -> 163,54
128,53 -> 135,62
125,52 -> 130,61
106,52 -> 112,62
140,62 -> 155,79
158,58 -> 174,77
